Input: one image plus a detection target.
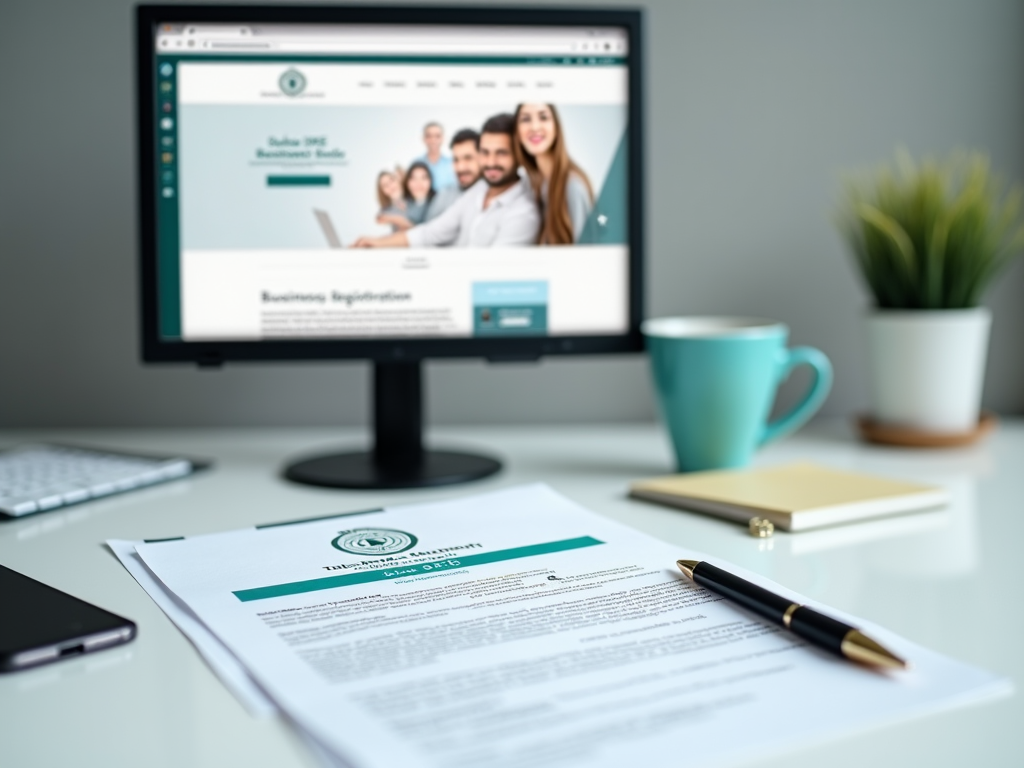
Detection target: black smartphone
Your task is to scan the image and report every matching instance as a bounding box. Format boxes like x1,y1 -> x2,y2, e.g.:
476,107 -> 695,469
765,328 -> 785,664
0,564 -> 136,672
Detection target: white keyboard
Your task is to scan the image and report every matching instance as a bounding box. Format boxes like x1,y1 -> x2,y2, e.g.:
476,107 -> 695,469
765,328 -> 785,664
0,444 -> 194,518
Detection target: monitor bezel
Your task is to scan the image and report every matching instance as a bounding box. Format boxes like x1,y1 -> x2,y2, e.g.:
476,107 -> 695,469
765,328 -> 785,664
137,4 -> 644,364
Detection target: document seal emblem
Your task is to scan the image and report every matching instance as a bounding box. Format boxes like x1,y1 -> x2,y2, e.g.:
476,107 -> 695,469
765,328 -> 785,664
331,528 -> 418,555
279,68 -> 307,96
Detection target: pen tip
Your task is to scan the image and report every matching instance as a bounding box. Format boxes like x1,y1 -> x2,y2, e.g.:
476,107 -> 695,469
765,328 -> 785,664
841,630 -> 908,670
676,560 -> 698,580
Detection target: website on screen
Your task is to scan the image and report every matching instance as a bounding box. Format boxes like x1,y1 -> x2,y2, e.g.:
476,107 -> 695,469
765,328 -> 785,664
154,25 -> 630,341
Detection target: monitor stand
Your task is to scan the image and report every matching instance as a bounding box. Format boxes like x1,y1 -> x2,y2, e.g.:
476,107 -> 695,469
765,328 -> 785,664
283,361 -> 502,490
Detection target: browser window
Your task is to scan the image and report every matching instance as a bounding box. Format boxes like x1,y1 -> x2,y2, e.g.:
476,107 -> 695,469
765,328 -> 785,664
153,24 -> 631,341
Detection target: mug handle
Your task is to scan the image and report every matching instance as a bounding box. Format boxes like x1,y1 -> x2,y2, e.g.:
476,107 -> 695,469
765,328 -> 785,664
759,346 -> 833,446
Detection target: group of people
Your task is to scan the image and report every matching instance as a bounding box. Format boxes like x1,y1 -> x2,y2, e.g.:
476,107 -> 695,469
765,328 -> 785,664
356,104 -> 594,249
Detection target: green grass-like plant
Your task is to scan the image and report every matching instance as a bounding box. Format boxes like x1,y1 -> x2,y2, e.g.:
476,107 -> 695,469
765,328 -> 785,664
837,149 -> 1024,309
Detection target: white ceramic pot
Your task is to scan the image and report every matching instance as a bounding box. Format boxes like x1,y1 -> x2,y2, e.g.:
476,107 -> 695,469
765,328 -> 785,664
865,308 -> 991,433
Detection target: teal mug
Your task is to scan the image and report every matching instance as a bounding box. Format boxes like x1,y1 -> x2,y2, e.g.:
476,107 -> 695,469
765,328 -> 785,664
642,317 -> 833,472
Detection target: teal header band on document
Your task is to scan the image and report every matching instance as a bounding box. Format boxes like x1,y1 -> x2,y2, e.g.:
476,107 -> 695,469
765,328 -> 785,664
233,536 -> 603,602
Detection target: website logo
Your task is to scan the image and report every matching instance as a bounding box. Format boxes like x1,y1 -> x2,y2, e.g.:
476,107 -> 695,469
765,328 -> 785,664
331,528 -> 418,556
279,68 -> 307,97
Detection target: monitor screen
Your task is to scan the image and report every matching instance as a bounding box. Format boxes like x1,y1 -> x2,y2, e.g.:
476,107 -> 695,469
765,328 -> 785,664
139,7 -> 642,362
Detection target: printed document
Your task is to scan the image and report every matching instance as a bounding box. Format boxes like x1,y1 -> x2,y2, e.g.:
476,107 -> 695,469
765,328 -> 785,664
121,484 -> 1008,768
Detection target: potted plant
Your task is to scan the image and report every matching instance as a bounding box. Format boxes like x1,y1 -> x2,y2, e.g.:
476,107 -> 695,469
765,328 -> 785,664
837,149 -> 1024,438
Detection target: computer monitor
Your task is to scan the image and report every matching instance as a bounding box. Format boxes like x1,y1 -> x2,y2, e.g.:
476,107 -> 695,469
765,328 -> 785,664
136,5 -> 644,489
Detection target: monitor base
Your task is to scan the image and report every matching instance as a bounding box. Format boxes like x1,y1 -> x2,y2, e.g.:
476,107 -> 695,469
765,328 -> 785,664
284,361 -> 502,489
284,449 -> 501,490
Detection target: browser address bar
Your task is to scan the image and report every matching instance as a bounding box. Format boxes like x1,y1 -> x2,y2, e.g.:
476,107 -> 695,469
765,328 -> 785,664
201,40 -> 583,54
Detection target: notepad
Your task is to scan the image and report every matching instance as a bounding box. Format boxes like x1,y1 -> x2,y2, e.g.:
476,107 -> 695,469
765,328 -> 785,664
629,462 -> 949,531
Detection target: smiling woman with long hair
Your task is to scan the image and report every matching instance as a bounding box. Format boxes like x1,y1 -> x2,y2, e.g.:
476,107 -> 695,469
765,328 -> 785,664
513,103 -> 594,245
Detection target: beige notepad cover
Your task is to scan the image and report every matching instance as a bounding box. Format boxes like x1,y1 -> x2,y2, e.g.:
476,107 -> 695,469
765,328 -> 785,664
629,462 -> 948,531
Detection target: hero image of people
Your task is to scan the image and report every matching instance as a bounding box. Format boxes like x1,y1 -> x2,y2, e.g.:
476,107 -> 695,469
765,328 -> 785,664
353,105 -> 595,248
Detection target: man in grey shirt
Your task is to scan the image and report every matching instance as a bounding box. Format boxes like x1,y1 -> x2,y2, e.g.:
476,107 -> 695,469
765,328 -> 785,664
353,114 -> 540,249
423,127 -> 481,221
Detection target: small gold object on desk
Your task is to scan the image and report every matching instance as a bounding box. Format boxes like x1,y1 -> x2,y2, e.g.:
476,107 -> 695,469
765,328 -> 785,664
748,517 -> 774,538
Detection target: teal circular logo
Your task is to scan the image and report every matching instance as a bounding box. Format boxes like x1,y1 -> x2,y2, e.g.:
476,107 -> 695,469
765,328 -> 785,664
331,528 -> 417,556
279,68 -> 307,96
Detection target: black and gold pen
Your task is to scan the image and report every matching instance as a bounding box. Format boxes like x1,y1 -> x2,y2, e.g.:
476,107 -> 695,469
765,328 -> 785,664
676,559 -> 907,669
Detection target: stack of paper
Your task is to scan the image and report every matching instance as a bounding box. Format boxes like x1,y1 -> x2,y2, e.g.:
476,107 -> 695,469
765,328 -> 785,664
109,484 -> 1008,768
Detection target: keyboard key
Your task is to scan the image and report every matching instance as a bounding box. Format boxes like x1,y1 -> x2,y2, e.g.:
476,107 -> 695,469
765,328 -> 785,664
0,444 -> 197,518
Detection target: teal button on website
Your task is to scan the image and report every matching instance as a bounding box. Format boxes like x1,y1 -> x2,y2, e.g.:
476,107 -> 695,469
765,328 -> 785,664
233,536 -> 603,602
267,175 -> 331,187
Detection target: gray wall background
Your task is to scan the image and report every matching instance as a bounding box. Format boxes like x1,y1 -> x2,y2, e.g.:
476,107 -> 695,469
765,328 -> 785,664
2,0 -> 1022,428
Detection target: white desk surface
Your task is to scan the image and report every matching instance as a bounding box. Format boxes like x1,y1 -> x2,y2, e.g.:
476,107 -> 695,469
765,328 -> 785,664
1,419 -> 1020,768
